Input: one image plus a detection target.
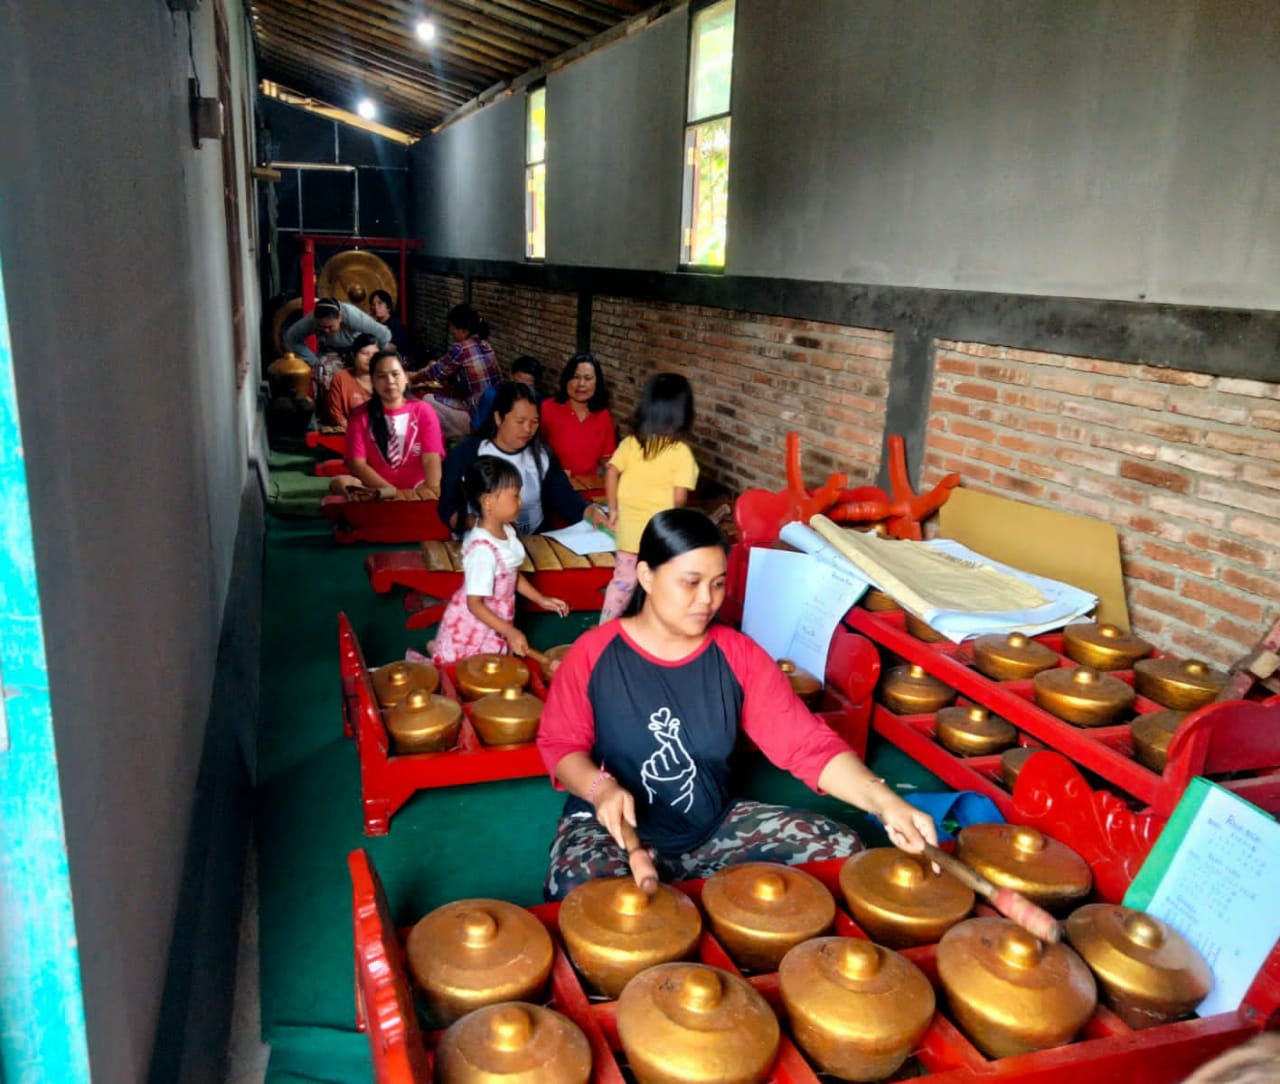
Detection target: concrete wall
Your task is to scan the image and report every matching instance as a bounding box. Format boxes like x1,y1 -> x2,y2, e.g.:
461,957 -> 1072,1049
546,10 -> 687,269
0,0 -> 261,1079
412,0 -> 1280,310
412,94 -> 526,260
730,0 -> 1280,308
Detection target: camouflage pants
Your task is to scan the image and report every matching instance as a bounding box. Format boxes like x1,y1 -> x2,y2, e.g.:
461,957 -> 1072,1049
544,798 -> 863,901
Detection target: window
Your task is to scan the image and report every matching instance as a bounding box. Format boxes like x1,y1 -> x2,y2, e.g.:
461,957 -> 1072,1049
526,86 -> 547,260
681,0 -> 734,268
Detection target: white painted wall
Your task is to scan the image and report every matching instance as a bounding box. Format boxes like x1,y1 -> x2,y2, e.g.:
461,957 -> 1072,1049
0,0 -> 260,1079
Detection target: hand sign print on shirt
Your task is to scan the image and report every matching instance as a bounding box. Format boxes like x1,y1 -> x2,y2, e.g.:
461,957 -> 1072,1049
640,706 -> 696,814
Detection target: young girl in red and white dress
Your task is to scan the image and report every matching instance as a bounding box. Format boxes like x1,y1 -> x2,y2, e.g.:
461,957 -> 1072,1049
432,456 -> 570,666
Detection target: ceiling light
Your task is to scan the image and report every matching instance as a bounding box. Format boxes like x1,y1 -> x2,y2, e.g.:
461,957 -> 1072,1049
357,98 -> 377,120
415,19 -> 436,42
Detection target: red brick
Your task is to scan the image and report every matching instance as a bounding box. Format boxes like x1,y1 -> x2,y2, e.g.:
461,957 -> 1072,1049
1139,541 -> 1215,577
1217,377 -> 1280,398
1093,383 -> 1167,411
951,381 -> 1001,403
950,420 -> 997,443
1119,461 -> 1191,493
1222,567 -> 1280,603
1114,511 -> 1186,543
1120,558 -> 1177,590
1171,400 -> 1250,425
1062,356 -> 1133,378
1130,586 -> 1210,629
1134,365 -> 1214,388
1181,580 -> 1264,623
1127,417 -> 1203,445
1185,532 -> 1269,568
988,472 -> 1047,500
1205,431 -> 1280,461
1252,409 -> 1280,431
1147,494 -> 1227,529
1208,617 -> 1263,656
1230,515 -> 1280,548
1167,626 -> 1237,667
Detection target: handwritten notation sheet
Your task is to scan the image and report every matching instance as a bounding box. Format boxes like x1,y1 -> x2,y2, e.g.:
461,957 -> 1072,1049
1124,779 -> 1280,1017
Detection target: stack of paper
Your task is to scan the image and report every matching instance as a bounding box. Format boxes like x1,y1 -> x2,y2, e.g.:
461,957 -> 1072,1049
741,548 -> 869,679
781,518 -> 1097,643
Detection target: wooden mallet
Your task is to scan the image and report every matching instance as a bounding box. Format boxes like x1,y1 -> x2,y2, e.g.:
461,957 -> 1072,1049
921,842 -> 1062,943
619,821 -> 659,896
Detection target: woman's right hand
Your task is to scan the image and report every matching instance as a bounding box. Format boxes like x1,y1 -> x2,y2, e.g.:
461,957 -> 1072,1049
592,778 -> 638,851
505,629 -> 530,657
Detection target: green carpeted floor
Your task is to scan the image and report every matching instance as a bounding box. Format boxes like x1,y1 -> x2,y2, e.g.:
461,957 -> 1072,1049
255,452 -> 941,1083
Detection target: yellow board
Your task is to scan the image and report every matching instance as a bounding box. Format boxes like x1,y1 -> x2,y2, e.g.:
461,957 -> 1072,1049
937,488 -> 1129,630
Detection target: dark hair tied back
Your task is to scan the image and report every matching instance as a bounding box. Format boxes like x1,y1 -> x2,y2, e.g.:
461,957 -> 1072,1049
463,456 -> 522,512
447,303 -> 490,341
624,508 -> 726,617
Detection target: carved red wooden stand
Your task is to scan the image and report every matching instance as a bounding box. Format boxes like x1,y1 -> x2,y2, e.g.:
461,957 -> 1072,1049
339,613 -> 879,834
849,608 -> 1280,827
349,787 -> 1279,1084
339,613 -> 549,835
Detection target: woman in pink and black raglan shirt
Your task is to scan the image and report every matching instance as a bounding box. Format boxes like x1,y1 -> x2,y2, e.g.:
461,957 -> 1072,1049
331,350 -> 445,501
537,508 -> 937,901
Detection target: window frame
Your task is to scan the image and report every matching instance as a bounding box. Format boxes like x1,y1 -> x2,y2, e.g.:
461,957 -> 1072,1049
525,83 -> 547,262
679,0 -> 735,272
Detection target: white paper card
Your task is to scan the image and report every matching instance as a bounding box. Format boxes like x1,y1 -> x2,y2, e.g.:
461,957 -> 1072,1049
540,520 -> 617,555
742,548 -> 869,679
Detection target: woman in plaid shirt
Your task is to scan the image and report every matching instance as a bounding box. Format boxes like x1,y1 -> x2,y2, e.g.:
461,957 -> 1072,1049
413,304 -> 501,438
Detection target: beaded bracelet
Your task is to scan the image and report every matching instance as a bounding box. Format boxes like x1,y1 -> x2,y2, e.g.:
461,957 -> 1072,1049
586,766 -> 613,805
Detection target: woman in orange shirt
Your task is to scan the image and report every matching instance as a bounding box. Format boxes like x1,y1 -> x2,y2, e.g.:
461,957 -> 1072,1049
324,332 -> 377,430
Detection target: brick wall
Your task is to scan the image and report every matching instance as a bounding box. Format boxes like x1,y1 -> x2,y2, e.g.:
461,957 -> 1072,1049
471,279 -> 578,388
410,271 -> 465,360
922,340 -> 1280,665
591,296 -> 894,492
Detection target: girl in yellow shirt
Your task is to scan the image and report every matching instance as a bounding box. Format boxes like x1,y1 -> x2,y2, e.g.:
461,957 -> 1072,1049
601,372 -> 699,622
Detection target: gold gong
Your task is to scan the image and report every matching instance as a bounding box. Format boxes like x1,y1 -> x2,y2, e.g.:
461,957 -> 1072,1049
317,250 -> 396,315
270,297 -> 305,354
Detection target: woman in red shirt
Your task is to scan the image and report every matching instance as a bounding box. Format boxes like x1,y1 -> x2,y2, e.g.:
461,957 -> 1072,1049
539,354 -> 616,482
536,508 -> 936,901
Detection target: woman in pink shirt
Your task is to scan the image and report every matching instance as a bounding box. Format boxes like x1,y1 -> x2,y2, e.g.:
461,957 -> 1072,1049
330,351 -> 444,501
539,354 -> 616,481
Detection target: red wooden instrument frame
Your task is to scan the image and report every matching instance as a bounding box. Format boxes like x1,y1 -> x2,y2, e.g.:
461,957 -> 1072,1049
848,608 -> 1280,823
323,495 -> 453,544
365,552 -> 615,630
349,822 -> 1279,1084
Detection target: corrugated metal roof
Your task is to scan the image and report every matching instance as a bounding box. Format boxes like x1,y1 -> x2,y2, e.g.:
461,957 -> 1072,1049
250,0 -> 655,138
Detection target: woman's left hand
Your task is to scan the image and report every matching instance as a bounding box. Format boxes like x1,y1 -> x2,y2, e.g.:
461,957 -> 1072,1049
879,794 -> 937,854
413,483 -> 439,500
541,596 -> 570,617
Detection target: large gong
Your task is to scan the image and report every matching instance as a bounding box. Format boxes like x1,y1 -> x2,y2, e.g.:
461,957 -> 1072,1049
317,250 -> 397,314
271,297 -> 305,355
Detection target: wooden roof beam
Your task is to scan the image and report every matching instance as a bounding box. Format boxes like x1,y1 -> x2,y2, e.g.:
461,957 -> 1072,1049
379,0 -> 568,57
258,9 -> 479,99
280,0 -> 516,80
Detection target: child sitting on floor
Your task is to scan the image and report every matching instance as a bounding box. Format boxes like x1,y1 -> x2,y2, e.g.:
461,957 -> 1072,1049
432,456 -> 569,665
599,372 -> 699,623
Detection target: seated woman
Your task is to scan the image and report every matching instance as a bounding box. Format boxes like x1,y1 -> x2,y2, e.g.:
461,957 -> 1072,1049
410,303 -> 501,439
471,355 -> 542,433
370,289 -> 413,367
539,353 -> 616,481
439,382 -> 610,535
536,508 -> 936,901
322,332 -> 377,431
329,350 -> 444,501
